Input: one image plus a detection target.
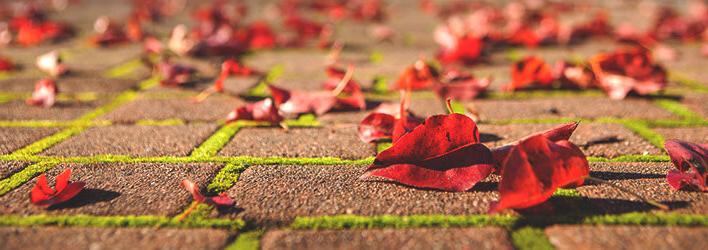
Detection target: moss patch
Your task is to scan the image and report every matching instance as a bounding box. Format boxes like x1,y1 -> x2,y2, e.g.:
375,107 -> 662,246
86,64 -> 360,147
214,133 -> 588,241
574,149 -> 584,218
103,59 -> 144,79
135,119 -> 186,126
376,142 -> 392,153
552,188 -> 581,197
0,214 -> 244,230
290,214 -> 518,230
191,123 -> 240,158
618,120 -> 665,149
581,212 -> 708,227
225,230 -> 264,250
511,227 -> 554,250
208,163 -> 249,193
10,127 -> 86,156
653,99 -> 704,121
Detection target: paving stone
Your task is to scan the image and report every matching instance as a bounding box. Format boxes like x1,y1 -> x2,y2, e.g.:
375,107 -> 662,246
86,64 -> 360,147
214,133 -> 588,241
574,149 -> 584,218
0,227 -> 232,250
0,127 -> 60,154
0,76 -> 138,93
654,127 -> 708,144
224,165 -> 500,226
478,123 -> 662,158
245,50 -> 330,91
681,93 -> 708,118
0,100 -> 106,121
0,162 -> 221,216
579,162 -> 707,214
471,97 -> 677,120
665,44 -> 708,87
42,124 -> 218,157
0,161 -> 29,180
545,225 -> 708,250
262,227 -> 513,250
65,45 -> 143,73
102,96 -> 244,123
219,125 -> 376,159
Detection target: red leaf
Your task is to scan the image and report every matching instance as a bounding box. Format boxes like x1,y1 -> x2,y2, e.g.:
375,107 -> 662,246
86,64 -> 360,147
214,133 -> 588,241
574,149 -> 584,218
156,59 -> 196,87
322,65 -> 361,94
434,23 -> 484,64
489,135 -> 590,213
553,61 -> 595,89
589,48 -> 667,100
89,16 -> 131,47
30,169 -> 85,208
358,112 -> 396,143
491,122 -> 579,171
394,59 -> 440,90
26,79 -> 57,108
434,70 -> 490,101
362,113 -> 494,192
0,56 -> 14,71
246,21 -> 276,49
181,180 -> 234,206
664,139 -> 707,192
226,98 -> 283,125
503,56 -> 555,91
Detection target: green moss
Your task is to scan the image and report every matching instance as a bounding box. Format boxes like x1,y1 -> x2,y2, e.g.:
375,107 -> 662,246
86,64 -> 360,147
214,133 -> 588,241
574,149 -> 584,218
225,230 -> 264,250
208,163 -> 249,193
586,156 -> 609,162
104,59 -> 144,78
135,119 -> 186,126
377,142 -> 392,153
0,161 -> 58,196
137,77 -> 160,90
290,214 -> 518,230
191,123 -> 240,157
646,119 -> 708,128
0,120 -> 71,128
511,227 -> 555,250
484,118 -> 583,125
0,72 -> 12,80
609,154 -> 669,162
504,49 -> 524,62
552,188 -> 581,197
371,76 -> 390,95
0,214 -> 245,230
369,51 -> 384,64
365,91 -> 437,101
74,90 -> 138,123
618,120 -> 665,148
668,72 -> 708,93
11,127 -> 86,156
245,64 -> 285,97
175,202 -> 215,221
653,99 -> 704,121
487,89 -> 604,100
581,212 -> 708,226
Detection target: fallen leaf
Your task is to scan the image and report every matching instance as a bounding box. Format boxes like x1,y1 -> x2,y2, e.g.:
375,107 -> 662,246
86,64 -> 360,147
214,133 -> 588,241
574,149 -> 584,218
394,59 -> 440,90
664,139 -> 707,192
226,98 -> 284,125
30,169 -> 85,208
489,134 -> 590,213
361,113 -> 494,192
181,179 -> 234,206
26,78 -> 57,108
503,56 -> 555,91
434,69 -> 490,101
0,56 -> 14,71
589,47 -> 667,100
491,122 -> 580,171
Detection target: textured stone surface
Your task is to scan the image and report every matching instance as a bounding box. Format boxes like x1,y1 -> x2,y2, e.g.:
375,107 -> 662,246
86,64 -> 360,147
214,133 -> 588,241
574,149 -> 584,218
0,227 -> 232,250
0,127 -> 60,154
546,225 -> 708,250
262,228 -> 513,250
0,163 -> 221,216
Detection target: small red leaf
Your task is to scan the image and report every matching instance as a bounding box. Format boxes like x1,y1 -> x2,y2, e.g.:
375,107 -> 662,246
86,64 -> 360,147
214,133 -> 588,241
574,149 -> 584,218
664,139 -> 707,192
30,169 -> 85,208
181,180 -> 234,206
358,112 -> 396,143
362,113 -> 494,192
156,58 -> 196,87
394,59 -> 440,91
434,70 -> 490,101
589,48 -> 667,100
0,57 -> 14,71
26,79 -> 57,108
489,135 -> 590,213
226,98 -> 283,125
503,56 -> 555,91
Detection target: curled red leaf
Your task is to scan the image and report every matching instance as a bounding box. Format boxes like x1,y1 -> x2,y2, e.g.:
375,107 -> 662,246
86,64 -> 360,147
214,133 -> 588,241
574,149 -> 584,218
0,56 -> 14,71
180,179 -> 234,206
226,98 -> 283,125
30,169 -> 85,208
394,59 -> 440,91
664,139 -> 707,192
361,113 -> 494,192
589,47 -> 667,100
491,122 -> 579,171
26,78 -> 57,108
489,134 -> 590,213
434,69 -> 490,101
156,58 -> 195,87
503,56 -> 555,91
434,19 -> 484,64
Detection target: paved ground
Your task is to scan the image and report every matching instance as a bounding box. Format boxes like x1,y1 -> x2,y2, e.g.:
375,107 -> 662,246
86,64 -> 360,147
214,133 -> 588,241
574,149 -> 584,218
0,0 -> 707,250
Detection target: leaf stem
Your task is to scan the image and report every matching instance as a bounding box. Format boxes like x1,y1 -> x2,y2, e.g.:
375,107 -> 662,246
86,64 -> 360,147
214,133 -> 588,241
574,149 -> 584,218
176,202 -> 199,222
331,64 -> 354,97
585,176 -> 669,210
445,98 -> 454,114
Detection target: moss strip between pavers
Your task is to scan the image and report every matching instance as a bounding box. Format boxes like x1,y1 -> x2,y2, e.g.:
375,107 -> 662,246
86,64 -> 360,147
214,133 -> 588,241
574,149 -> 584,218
225,230 -> 264,250
511,227 -> 555,250
0,161 -> 58,196
0,214 -> 244,230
